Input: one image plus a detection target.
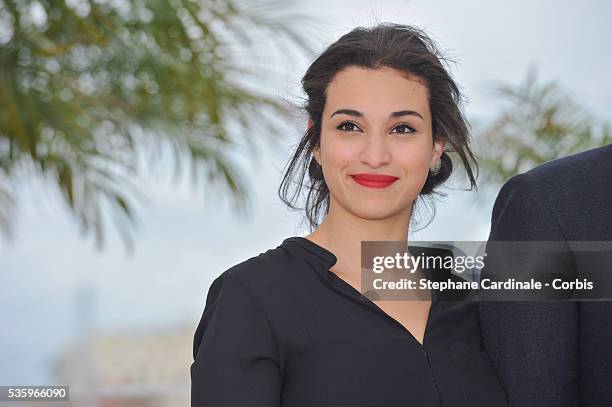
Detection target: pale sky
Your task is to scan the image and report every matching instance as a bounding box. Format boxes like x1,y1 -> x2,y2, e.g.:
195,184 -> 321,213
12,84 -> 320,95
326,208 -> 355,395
1,0 -> 611,384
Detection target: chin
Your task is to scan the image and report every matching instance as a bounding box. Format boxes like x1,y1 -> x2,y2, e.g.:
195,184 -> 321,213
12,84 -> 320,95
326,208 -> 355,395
349,203 -> 409,221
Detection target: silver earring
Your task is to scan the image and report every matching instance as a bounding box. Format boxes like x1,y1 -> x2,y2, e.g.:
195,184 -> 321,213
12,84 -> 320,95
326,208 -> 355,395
429,160 -> 441,176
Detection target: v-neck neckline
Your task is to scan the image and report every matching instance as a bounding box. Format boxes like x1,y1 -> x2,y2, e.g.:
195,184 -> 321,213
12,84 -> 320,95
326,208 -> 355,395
283,236 -> 438,348
328,269 -> 436,347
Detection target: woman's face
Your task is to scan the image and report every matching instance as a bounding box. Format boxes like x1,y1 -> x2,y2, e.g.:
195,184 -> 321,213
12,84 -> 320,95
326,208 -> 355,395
310,66 -> 445,221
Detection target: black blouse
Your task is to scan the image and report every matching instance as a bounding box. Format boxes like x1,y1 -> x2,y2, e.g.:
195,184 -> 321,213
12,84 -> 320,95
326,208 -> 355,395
191,236 -> 508,406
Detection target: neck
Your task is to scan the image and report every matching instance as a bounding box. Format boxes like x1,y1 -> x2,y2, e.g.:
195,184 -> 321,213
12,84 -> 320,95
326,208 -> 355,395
305,200 -> 412,281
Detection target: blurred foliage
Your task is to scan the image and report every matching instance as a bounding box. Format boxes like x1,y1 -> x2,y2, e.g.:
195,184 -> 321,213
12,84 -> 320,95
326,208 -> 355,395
476,65 -> 612,185
0,0 -> 319,251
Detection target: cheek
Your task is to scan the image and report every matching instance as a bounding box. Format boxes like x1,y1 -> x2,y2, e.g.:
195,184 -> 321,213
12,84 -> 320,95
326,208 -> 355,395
321,137 -> 355,169
395,143 -> 434,172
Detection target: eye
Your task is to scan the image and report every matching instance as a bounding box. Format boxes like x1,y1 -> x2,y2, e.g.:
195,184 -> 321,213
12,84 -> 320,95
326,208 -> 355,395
392,124 -> 416,135
337,121 -> 362,133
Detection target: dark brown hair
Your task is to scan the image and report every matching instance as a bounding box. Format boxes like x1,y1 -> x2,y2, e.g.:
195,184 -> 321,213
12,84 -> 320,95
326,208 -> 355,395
278,23 -> 477,231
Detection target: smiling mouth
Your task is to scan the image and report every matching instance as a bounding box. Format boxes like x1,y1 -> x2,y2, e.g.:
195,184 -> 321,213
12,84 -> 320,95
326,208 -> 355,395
350,173 -> 399,189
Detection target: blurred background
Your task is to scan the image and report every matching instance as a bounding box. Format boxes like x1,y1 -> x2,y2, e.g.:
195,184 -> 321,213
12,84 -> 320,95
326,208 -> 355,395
1,0 -> 611,406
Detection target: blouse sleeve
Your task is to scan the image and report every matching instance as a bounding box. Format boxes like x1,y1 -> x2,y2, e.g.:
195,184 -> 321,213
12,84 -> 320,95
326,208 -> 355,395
191,271 -> 281,407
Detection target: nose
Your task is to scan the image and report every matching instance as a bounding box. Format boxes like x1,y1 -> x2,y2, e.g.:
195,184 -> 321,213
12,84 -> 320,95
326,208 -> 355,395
358,132 -> 392,169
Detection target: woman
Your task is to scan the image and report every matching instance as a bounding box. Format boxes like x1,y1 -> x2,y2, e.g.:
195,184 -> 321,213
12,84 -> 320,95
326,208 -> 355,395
191,23 -> 508,406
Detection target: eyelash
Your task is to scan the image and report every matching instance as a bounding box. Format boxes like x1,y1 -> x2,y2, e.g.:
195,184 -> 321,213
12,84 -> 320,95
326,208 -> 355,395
336,121 -> 416,135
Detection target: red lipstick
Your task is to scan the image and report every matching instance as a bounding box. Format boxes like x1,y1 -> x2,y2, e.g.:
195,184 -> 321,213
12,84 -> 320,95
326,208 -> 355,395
350,173 -> 399,188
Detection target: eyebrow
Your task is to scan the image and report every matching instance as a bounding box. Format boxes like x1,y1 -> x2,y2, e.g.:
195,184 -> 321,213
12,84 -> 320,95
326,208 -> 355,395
329,108 -> 424,121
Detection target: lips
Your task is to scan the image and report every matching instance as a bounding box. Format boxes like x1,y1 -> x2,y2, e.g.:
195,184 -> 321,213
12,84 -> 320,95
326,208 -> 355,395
350,173 -> 399,188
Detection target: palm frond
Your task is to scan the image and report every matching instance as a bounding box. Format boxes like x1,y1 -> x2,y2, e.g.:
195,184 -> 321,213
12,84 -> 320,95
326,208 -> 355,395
0,0 -> 320,250
475,66 -> 612,185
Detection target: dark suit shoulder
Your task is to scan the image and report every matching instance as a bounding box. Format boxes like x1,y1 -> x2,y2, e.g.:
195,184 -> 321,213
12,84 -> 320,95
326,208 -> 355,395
490,172 -> 565,241
521,144 -> 612,238
526,143 -> 612,180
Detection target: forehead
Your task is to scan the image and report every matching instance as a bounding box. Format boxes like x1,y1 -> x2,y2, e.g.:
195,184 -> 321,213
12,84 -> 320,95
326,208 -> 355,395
325,66 -> 430,120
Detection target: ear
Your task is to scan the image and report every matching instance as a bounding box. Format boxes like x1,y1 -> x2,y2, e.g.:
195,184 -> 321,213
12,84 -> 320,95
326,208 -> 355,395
431,138 -> 446,166
308,118 -> 322,165
313,144 -> 321,166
